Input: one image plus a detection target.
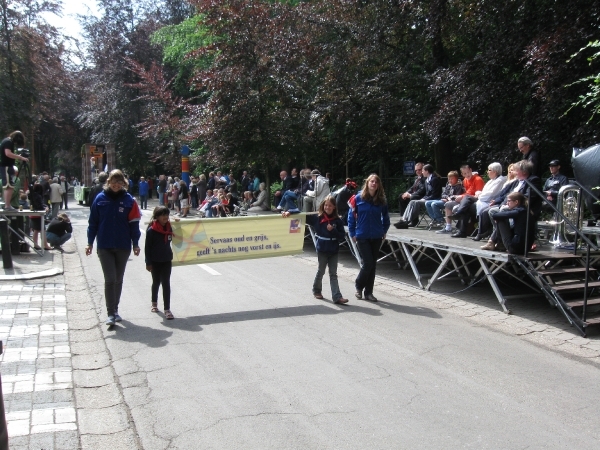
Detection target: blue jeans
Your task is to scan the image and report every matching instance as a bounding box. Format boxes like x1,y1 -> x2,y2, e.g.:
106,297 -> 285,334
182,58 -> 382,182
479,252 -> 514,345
158,190 -> 165,206
278,191 -> 298,210
46,232 -> 71,247
425,200 -> 446,221
205,198 -> 218,217
313,252 -> 341,300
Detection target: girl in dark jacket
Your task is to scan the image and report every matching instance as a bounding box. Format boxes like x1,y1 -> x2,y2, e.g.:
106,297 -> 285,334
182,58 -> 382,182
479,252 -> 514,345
284,195 -> 348,304
145,206 -> 175,319
493,192 -> 536,255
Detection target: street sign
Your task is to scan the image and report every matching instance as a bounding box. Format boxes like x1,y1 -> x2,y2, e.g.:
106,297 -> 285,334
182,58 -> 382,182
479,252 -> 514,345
403,161 -> 415,176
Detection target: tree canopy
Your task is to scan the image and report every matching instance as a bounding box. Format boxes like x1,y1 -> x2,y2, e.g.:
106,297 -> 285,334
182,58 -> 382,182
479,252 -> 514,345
0,0 -> 598,182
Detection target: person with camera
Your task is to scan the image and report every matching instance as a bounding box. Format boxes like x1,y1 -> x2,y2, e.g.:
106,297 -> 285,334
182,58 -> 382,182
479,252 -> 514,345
0,131 -> 29,211
46,213 -> 72,252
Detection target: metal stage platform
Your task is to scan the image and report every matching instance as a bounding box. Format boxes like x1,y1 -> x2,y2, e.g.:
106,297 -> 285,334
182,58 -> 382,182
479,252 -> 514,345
374,222 -> 600,336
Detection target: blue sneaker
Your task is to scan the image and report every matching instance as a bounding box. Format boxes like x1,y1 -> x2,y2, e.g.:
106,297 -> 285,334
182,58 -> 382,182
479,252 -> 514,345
106,315 -> 115,326
114,313 -> 122,322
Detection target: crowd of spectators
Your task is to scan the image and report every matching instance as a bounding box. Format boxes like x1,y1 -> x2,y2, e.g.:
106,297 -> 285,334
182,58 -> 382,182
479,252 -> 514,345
390,137 -> 569,255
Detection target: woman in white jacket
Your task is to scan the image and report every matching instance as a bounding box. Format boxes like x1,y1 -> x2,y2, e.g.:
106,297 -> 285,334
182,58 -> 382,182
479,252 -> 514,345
303,170 -> 330,212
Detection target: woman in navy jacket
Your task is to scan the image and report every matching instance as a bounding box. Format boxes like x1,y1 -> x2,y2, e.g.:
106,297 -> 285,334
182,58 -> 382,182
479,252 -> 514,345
348,174 -> 390,301
86,170 -> 142,326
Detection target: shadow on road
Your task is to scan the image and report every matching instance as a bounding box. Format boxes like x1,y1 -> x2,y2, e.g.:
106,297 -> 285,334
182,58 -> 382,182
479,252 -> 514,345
106,320 -> 175,347
375,300 -> 443,318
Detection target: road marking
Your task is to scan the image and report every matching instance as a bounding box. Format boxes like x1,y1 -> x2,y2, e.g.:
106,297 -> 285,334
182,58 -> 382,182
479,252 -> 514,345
197,264 -> 221,275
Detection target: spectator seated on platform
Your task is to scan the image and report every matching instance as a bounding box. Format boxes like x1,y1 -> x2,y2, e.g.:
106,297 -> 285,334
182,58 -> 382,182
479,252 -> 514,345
224,193 -> 239,215
273,170 -> 293,211
303,170 -> 330,212
211,189 -> 229,217
46,213 -> 72,252
491,192 -> 536,255
248,183 -> 270,212
542,160 -> 568,214
198,189 -> 215,216
397,162 -> 425,215
394,164 -> 442,228
436,163 -> 485,237
240,191 -> 253,212
276,168 -> 301,212
473,163 -> 517,240
481,160 -> 542,251
335,179 -> 358,225
465,163 -> 507,240
425,171 -> 463,227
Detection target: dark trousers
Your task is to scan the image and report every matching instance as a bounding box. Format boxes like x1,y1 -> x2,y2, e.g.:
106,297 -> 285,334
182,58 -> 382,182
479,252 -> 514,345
398,197 -> 411,215
151,261 -> 172,310
61,193 -> 68,209
478,205 -> 492,236
497,220 -> 526,255
98,248 -> 131,316
139,195 -> 147,209
355,238 -> 382,295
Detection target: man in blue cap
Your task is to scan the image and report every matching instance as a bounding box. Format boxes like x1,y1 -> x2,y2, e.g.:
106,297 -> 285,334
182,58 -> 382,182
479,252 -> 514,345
542,159 -> 568,212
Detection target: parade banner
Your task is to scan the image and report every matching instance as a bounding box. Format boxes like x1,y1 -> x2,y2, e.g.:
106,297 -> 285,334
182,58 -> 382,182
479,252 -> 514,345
170,214 -> 306,267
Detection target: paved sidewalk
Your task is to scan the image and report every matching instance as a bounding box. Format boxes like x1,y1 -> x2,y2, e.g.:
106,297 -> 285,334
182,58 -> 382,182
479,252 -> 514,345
0,278 -> 78,449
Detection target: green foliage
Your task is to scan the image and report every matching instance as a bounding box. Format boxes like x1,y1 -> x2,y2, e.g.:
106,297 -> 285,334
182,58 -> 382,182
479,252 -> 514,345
151,15 -> 213,71
566,41 -> 600,123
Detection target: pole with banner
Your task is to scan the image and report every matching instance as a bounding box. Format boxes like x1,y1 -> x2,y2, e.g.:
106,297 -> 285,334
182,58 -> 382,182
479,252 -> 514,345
181,145 -> 190,185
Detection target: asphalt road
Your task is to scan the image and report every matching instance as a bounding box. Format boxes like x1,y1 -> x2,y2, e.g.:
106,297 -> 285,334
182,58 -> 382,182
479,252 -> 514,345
67,206 -> 600,449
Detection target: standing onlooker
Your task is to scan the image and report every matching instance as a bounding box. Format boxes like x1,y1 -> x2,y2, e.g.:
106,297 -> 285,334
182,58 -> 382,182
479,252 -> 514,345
179,179 -> 189,217
29,183 -> 51,250
348,174 -> 390,302
138,176 -> 149,209
88,172 -> 108,207
197,174 -> 207,204
0,131 -> 29,210
518,136 -> 540,177
59,175 -> 70,210
49,178 -> 63,219
190,178 -> 198,208
285,196 -> 348,304
145,206 -> 175,320
158,174 -> 167,206
40,174 -> 51,207
252,173 -> 260,192
86,170 -> 142,326
46,213 -> 72,252
241,170 -> 251,193
147,176 -> 153,199
228,173 -> 238,195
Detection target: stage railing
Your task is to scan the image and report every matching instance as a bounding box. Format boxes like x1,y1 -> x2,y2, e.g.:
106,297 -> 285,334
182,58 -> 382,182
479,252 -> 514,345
524,179 -> 599,323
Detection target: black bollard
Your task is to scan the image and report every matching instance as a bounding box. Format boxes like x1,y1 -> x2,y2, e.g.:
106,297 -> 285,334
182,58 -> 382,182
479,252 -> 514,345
0,219 -> 12,269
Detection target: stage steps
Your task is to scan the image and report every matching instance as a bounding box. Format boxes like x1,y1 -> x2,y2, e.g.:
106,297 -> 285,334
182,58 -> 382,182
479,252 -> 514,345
516,256 -> 600,337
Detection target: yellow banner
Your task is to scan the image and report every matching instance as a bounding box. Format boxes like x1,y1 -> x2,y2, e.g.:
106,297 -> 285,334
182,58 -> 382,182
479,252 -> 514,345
170,214 -> 306,266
